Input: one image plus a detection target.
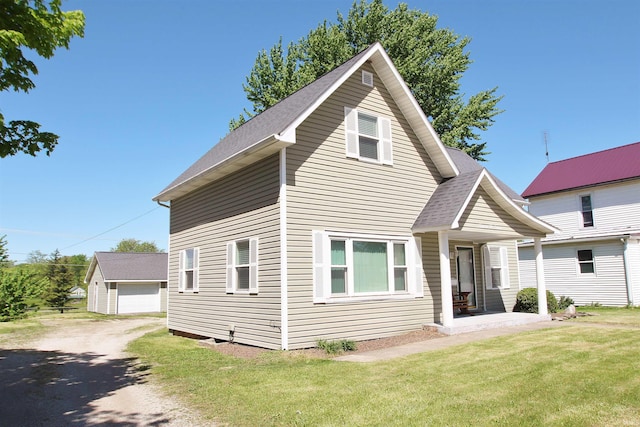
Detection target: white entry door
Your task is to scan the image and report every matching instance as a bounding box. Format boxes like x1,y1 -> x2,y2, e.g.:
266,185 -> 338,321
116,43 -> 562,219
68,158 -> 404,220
456,247 -> 476,307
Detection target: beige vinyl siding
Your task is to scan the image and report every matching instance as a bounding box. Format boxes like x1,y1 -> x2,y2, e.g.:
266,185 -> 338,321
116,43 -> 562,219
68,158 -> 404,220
86,266 -> 108,314
167,154 -> 283,349
160,282 -> 167,312
108,283 -> 117,314
518,240 -> 629,306
285,64 -> 441,348
459,188 -> 546,238
484,241 -> 519,312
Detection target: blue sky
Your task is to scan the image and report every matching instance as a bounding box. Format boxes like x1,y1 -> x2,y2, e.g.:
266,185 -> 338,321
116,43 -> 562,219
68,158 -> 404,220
1,0 -> 638,263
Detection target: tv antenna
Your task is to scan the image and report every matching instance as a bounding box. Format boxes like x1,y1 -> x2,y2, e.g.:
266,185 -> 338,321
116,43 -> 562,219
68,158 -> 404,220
543,131 -> 550,163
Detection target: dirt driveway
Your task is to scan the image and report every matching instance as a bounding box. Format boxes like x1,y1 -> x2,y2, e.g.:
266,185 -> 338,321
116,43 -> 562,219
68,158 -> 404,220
0,317 -> 207,426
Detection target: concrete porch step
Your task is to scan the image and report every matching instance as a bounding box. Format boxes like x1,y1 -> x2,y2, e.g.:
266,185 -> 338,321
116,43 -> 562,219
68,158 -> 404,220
431,312 -> 552,335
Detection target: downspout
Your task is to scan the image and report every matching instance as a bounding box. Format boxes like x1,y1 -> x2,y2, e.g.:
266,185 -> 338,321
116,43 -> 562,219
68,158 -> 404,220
279,148 -> 289,350
156,200 -> 170,209
621,236 -> 634,306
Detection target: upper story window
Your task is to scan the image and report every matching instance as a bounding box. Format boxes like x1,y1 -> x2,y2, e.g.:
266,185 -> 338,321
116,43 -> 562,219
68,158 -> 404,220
226,238 -> 258,294
313,231 -> 423,303
580,194 -> 594,227
179,248 -> 199,292
344,107 -> 392,165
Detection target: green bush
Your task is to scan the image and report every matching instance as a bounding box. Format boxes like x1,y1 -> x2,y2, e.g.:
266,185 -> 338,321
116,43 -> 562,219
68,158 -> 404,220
316,338 -> 357,354
514,288 -> 559,313
558,295 -> 575,310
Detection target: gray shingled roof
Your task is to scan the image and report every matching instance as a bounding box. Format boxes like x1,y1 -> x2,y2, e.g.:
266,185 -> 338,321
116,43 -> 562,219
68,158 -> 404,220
413,148 -> 527,231
156,44 -> 378,199
412,170 -> 483,231
92,252 -> 168,281
445,147 -> 524,202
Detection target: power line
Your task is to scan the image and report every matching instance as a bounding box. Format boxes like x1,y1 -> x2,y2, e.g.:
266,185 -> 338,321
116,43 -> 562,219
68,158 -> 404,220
61,206 -> 162,251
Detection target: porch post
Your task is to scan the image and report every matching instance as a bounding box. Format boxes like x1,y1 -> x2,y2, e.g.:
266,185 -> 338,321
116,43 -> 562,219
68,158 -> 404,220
439,231 -> 454,327
534,237 -> 548,316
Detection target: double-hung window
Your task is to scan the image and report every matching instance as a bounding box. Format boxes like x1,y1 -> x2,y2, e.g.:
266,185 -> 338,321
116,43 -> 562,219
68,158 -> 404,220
314,231 -> 422,302
178,248 -> 199,292
226,238 -> 258,293
580,195 -> 594,227
577,249 -> 595,274
344,107 -> 392,164
482,245 -> 510,289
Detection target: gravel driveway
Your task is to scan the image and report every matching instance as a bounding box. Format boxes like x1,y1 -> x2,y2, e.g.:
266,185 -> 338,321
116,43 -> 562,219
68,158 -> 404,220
0,316 -> 206,426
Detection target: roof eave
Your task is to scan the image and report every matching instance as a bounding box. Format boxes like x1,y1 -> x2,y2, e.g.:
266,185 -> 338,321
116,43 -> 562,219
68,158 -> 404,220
153,135 -> 292,202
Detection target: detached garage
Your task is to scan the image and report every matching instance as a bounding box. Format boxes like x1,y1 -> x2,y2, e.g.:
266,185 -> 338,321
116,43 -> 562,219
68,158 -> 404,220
85,252 -> 168,315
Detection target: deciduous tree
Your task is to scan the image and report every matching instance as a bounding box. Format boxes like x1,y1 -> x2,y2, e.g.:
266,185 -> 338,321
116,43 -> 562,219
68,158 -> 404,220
232,0 -> 502,160
0,0 -> 85,157
111,238 -> 164,253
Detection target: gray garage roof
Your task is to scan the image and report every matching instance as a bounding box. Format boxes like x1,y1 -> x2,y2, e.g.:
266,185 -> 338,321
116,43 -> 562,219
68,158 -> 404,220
86,252 -> 168,282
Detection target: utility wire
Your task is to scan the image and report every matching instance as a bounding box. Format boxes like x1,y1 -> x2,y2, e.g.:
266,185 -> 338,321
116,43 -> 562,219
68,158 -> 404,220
61,206 -> 162,251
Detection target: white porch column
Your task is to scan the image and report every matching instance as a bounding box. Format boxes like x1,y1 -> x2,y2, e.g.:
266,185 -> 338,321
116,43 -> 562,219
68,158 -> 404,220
534,237 -> 548,316
439,231 -> 454,327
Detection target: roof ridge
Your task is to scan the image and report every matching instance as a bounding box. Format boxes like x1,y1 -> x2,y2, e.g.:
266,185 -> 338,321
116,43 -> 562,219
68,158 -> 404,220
548,141 -> 640,164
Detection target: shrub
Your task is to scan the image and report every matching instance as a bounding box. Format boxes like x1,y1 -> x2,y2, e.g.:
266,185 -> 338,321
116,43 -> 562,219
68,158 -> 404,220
558,295 -> 575,310
514,288 -> 559,313
316,338 -> 357,354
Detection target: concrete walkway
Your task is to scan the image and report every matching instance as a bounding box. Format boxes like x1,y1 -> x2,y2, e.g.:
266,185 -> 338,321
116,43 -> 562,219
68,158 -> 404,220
334,320 -> 571,363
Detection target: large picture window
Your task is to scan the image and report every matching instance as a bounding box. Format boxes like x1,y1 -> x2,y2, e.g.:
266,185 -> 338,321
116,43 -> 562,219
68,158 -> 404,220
178,248 -> 199,292
314,231 -> 423,302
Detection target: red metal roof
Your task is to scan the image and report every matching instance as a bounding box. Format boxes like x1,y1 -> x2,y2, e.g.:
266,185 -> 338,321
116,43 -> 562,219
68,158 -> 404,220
522,142 -> 640,198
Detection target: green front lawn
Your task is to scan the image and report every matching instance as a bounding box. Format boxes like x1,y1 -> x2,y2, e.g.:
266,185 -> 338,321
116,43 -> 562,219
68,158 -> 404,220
129,309 -> 640,426
573,305 -> 640,327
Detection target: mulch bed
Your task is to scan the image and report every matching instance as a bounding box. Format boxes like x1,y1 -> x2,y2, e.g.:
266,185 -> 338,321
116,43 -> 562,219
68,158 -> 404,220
200,327 -> 444,360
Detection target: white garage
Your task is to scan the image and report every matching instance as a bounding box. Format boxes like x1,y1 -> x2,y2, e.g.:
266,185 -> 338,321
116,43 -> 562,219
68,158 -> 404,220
117,282 -> 161,314
85,252 -> 168,315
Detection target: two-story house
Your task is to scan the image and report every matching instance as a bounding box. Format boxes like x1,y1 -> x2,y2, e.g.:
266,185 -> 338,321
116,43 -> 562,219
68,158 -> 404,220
518,142 -> 640,306
154,43 -> 556,350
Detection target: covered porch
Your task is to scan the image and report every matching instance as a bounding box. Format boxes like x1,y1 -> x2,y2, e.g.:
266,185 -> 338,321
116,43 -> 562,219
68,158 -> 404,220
412,167 -> 558,335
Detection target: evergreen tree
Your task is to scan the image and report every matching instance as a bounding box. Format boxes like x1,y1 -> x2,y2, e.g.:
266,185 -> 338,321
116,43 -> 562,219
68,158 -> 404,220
232,0 -> 502,160
45,249 -> 74,313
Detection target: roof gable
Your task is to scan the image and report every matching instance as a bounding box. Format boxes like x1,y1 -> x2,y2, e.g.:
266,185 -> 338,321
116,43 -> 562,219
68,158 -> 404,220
413,168 -> 557,235
154,43 -> 459,202
84,252 -> 168,282
522,142 -> 640,198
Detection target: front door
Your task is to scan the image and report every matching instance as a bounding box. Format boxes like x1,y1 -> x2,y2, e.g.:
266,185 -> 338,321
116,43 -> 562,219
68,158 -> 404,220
456,247 -> 476,307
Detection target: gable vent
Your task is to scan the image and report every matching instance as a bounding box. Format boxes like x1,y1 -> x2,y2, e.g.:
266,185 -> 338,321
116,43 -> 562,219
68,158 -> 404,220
361,70 -> 373,87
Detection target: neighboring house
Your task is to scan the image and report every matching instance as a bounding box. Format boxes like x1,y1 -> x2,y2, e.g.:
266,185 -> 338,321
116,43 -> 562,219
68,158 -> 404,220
85,252 -> 168,314
519,142 -> 640,306
69,286 -> 86,299
154,43 -> 556,350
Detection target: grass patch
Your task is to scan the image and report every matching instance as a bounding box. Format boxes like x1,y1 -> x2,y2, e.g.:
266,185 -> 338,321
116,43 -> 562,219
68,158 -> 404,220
573,306 -> 640,327
129,320 -> 640,426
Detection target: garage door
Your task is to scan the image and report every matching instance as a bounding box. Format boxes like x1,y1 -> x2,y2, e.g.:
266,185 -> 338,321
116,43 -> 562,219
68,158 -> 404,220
117,283 -> 160,314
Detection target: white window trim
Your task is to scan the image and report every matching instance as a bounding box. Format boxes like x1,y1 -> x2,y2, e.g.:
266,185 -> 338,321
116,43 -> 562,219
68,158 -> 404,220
482,245 -> 510,290
226,238 -> 259,294
344,107 -> 393,165
313,231 -> 423,304
578,193 -> 595,229
576,248 -> 596,276
178,247 -> 199,292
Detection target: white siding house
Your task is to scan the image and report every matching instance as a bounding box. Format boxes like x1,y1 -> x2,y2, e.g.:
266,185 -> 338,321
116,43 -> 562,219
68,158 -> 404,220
518,142 -> 640,306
